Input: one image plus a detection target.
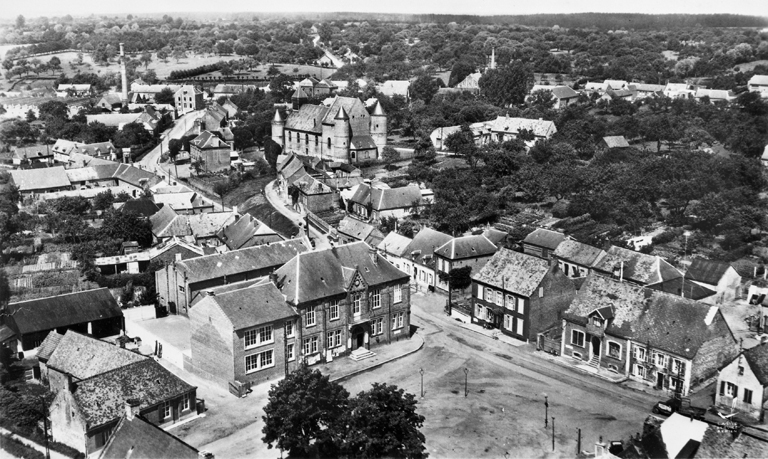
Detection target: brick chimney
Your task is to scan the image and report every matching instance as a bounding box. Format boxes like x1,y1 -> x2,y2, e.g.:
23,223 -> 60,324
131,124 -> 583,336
370,246 -> 378,265
125,398 -> 141,420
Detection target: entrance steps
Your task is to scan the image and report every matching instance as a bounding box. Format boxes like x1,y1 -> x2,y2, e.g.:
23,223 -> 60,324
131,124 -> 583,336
349,348 -> 376,361
587,356 -> 599,368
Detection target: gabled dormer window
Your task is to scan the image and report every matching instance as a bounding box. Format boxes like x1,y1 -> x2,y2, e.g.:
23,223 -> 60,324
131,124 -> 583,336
591,316 -> 602,327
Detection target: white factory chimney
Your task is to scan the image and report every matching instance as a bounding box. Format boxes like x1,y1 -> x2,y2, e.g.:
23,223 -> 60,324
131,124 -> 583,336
119,43 -> 128,107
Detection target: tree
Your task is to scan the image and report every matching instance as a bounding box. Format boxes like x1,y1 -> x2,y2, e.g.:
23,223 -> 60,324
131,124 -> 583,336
172,48 -> 187,63
449,60 -> 476,87
410,76 -> 439,104
263,137 -> 282,171
156,49 -> 169,63
101,209 -> 153,247
269,74 -> 294,100
154,87 -> 175,105
262,365 -> 350,457
0,120 -> 37,146
140,52 -> 152,69
345,383 -> 427,459
25,110 -> 36,122
15,15 -> 25,29
113,123 -> 153,149
48,56 -> 61,74
212,180 -> 229,210
38,100 -> 69,121
478,63 -> 533,107
92,190 -> 115,211
168,138 -> 182,178
191,157 -> 205,176
382,146 -> 401,167
445,125 -> 480,169
220,64 -> 234,78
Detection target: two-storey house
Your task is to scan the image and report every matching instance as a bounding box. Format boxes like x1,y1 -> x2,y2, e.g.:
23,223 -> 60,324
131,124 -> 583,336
592,245 -> 682,286
522,228 -> 566,260
716,344 -> 768,421
552,239 -> 607,281
686,258 -> 742,304
434,234 -> 498,292
471,248 -> 576,342
561,274 -> 738,396
273,242 -> 410,365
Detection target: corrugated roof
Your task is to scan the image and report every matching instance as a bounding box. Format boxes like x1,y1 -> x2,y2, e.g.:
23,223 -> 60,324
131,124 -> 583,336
9,167 -> 71,192
73,359 -> 194,429
175,239 -> 308,283
435,234 -> 498,260
46,331 -> 148,381
198,281 -> 296,331
686,258 -> 733,286
98,414 -> 199,459
7,288 -> 122,334
472,248 -> 551,297
553,240 -> 606,267
523,228 -> 566,251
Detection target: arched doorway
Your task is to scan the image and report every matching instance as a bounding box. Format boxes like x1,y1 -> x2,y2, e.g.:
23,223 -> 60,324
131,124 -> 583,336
349,323 -> 370,351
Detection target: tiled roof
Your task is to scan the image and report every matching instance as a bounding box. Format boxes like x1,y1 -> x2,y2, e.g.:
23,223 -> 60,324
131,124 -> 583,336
686,258 -> 733,286
191,130 -> 228,149
36,331 -> 63,362
175,239 -> 308,283
187,212 -> 236,239
9,167 -> 71,192
523,228 -> 566,251
435,234 -> 498,260
112,164 -> 162,189
66,153 -> 116,169
405,228 -> 452,265
7,288 -> 122,335
371,185 -> 422,211
743,345 -> 768,386
150,205 -> 184,237
152,192 -> 203,211
490,116 -> 557,138
564,274 -> 735,359
377,232 -> 413,257
285,105 -> 329,133
198,281 -> 297,331
275,241 -> 409,305
337,216 -> 378,243
482,228 -> 508,246
350,135 -> 377,150
633,83 -> 665,92
217,213 -> 281,250
99,94 -> 122,105
472,248 -> 551,297
245,203 -> 301,240
553,239 -> 606,267
46,331 -> 147,381
131,84 -> 181,94
98,414 -> 199,459
602,136 -> 630,148
73,359 -> 194,429
697,425 -> 768,459
593,245 -> 681,285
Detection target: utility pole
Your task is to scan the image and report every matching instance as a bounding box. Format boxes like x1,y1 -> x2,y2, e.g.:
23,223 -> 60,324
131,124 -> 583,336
551,417 -> 555,451
41,397 -> 50,459
577,428 -> 581,455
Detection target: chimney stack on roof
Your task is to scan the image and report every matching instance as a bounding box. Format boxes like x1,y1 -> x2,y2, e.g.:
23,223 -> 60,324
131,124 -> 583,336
125,398 -> 141,420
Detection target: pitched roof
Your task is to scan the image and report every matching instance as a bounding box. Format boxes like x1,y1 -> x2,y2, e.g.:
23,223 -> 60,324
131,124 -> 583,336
602,136 -> 630,148
191,130 -> 229,149
187,212 -> 236,239
377,232 -> 413,257
85,113 -> 141,127
275,241 -> 409,305
217,213 -> 282,250
371,185 -> 422,211
646,277 -> 717,301
490,116 -> 557,138
198,281 -> 296,331
6,288 -> 122,335
99,94 -> 123,105
150,205 -> 185,237
633,83 -> 665,92
120,199 -> 160,217
523,228 -> 566,251
482,227 -> 508,246
697,425 -> 768,459
531,85 -> 578,99
337,216 -> 375,241
9,167 -> 71,192
593,246 -> 681,285
405,228 -> 453,264
285,104 -> 329,134
553,239 -> 607,267
564,274 -> 734,359
175,239 -> 308,283
748,75 -> 768,86
36,331 -> 63,362
245,203 -> 301,240
46,331 -> 147,381
686,258 -> 734,285
350,135 -> 377,150
435,234 -> 497,260
112,164 -> 162,189
472,248 -> 551,297
98,414 -> 199,459
73,359 -> 194,429
743,345 -> 768,386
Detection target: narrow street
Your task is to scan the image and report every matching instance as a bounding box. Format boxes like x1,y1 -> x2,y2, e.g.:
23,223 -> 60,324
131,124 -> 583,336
263,179 -> 331,249
138,109 -> 204,173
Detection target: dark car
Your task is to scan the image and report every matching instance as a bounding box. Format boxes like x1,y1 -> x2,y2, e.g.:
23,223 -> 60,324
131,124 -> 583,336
652,397 -> 707,420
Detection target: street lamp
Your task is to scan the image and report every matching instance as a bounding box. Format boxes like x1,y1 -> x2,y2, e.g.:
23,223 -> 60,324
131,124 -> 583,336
544,393 -> 549,427
420,368 -> 424,398
463,368 -> 469,397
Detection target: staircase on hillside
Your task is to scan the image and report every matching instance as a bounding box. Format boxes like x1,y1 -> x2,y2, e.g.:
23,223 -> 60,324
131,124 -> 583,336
349,348 -> 376,361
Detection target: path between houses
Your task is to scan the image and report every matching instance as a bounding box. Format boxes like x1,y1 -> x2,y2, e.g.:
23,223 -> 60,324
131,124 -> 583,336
0,427 -> 70,459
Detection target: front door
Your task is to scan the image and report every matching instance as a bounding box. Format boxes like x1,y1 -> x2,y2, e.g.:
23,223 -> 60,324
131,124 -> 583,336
656,372 -> 665,390
591,336 -> 601,358
356,333 -> 364,350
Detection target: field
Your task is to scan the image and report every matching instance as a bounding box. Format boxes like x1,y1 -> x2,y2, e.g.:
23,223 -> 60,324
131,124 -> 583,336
735,60 -> 768,72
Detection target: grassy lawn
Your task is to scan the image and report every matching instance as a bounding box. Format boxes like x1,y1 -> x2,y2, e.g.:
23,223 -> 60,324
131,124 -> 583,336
735,60 -> 768,72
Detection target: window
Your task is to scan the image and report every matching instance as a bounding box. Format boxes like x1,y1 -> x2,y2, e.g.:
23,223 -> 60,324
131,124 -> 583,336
744,389 -> 754,404
303,336 -> 319,355
305,134 -> 309,143
633,347 -> 647,362
394,284 -> 402,303
315,136 -> 318,146
476,284 -> 483,299
515,318 -> 524,335
738,366 -> 745,376
673,359 -> 685,376
634,364 -> 646,378
182,393 -> 190,411
486,308 -> 494,321
476,304 -> 484,319
571,330 -> 585,347
327,330 -> 342,348
245,350 -> 274,373
725,382 -> 738,398
163,401 -> 172,419
329,300 -> 340,320
306,308 -> 316,327
371,289 -> 381,309
654,353 -> 667,368
572,352 -> 583,360
592,316 -> 602,327
485,288 -> 494,302
429,274 -> 433,284
352,293 -> 362,315
178,286 -> 185,293
373,317 -> 384,335
608,341 -> 621,359
288,343 -> 295,361
289,132 -> 292,142
506,295 -> 515,311
392,312 -> 404,330
327,138 -> 331,149
285,321 -> 294,338
538,287 -> 544,298
495,290 -> 503,306
245,325 -> 273,349
517,298 -> 525,314
504,314 -> 512,330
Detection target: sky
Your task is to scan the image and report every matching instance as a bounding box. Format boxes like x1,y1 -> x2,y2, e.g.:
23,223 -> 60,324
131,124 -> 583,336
1,0 -> 767,19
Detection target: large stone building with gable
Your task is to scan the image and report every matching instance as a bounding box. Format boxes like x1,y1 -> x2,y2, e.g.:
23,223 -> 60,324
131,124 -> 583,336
272,96 -> 387,164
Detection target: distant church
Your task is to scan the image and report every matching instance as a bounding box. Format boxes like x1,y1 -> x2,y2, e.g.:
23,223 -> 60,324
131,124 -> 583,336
272,96 -> 387,164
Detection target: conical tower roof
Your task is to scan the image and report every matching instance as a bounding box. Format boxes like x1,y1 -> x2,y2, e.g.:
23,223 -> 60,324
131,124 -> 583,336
371,100 -> 386,116
272,109 -> 284,123
334,106 -> 349,121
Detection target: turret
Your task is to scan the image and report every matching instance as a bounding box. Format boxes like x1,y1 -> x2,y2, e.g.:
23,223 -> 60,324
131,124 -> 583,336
291,87 -> 309,110
370,100 -> 387,156
333,106 -> 350,163
271,109 -> 285,147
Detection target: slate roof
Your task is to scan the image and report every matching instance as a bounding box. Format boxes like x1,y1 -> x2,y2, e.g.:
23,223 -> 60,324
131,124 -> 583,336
191,130 -> 228,149
98,414 -> 199,459
217,213 -> 282,250
150,205 -> 184,237
245,203 -> 301,239
198,281 -> 296,331
593,246 -> 682,285
743,345 -> 768,386
603,136 -> 631,148
564,274 -> 734,359
553,239 -> 607,267
523,228 -> 566,251
285,104 -> 329,134
405,228 -> 453,265
472,248 -> 551,297
686,258 -> 733,285
275,241 -> 409,305
377,232 -> 413,257
371,185 -> 422,211
350,136 -> 377,150
120,199 -> 160,217
187,212 -> 236,239
337,217 -> 385,246
531,85 -> 578,99
6,288 -> 122,335
36,331 -> 63,362
490,116 -> 557,138
73,359 -> 194,429
175,239 -> 308,284
646,277 -> 717,301
46,331 -> 147,381
482,228 -> 508,246
9,167 -> 71,192
697,425 -> 768,459
112,164 -> 162,189
435,234 -> 497,260
66,153 -> 116,168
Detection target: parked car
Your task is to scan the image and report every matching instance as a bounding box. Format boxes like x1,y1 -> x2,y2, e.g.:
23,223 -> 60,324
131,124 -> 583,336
652,397 -> 707,420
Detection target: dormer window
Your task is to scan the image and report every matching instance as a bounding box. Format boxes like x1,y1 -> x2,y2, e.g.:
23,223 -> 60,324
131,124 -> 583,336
591,316 -> 602,327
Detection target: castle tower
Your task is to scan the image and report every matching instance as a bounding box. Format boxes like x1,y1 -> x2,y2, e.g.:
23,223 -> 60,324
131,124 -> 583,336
333,106 -> 350,163
119,43 -> 128,107
271,109 -> 285,148
370,100 -> 387,156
